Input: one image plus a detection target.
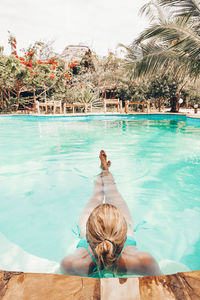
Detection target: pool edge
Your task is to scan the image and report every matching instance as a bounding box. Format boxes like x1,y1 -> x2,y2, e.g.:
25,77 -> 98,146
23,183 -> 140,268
0,111 -> 200,119
0,269 -> 199,299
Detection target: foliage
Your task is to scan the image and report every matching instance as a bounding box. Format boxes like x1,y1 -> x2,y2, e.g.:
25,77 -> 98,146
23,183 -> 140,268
123,0 -> 200,81
79,84 -> 99,104
2,24 -> 200,113
120,0 -> 200,111
0,34 -> 72,111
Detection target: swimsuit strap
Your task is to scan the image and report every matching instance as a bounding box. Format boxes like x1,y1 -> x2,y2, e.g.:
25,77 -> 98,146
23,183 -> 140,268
118,235 -> 137,259
77,235 -> 136,276
76,237 -> 96,263
86,246 -> 96,264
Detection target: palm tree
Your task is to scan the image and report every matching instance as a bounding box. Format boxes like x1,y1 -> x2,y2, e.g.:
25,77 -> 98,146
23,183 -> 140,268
123,0 -> 200,111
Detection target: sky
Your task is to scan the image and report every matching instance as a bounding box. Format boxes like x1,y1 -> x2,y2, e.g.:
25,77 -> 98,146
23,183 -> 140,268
0,0 -> 149,57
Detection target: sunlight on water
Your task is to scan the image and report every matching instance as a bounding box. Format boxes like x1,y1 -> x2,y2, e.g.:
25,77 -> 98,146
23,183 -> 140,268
0,115 -> 200,273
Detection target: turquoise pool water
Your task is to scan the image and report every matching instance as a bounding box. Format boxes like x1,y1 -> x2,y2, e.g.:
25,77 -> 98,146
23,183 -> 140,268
0,114 -> 200,274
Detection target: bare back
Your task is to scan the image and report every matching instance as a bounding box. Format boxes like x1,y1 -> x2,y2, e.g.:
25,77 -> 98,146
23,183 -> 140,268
61,245 -> 162,277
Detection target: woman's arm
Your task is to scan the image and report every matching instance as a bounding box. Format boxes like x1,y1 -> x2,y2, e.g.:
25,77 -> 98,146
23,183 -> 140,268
60,254 -> 76,275
60,249 -> 90,276
121,250 -> 162,276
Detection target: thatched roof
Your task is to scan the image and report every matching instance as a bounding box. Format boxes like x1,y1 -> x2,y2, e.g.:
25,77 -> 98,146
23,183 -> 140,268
61,45 -> 90,63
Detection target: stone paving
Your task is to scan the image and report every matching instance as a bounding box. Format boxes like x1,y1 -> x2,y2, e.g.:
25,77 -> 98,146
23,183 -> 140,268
0,270 -> 200,299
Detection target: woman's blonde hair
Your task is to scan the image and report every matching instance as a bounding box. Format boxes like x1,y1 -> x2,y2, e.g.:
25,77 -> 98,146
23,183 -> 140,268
86,204 -> 127,274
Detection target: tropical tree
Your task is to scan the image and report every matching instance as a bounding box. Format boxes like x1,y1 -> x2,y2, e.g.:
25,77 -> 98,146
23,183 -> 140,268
0,50 -> 29,111
0,34 -> 72,111
123,0 -> 200,111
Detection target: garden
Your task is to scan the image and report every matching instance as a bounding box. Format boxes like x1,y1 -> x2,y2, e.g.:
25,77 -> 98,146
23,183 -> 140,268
1,1 -> 200,115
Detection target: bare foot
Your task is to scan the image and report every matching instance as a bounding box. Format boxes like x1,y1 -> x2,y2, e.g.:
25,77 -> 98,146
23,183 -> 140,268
99,150 -> 111,171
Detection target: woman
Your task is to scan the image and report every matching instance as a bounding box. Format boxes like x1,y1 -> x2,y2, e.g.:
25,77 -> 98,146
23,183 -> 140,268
61,150 -> 162,277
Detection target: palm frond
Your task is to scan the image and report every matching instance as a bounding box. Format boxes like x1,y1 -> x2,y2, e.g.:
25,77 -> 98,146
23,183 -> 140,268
123,0 -> 200,80
124,41 -> 192,79
135,17 -> 200,61
139,0 -> 168,24
159,0 -> 200,18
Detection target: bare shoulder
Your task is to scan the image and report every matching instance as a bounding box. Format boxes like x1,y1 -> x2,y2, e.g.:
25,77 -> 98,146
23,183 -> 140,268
119,248 -> 162,276
60,248 -> 93,276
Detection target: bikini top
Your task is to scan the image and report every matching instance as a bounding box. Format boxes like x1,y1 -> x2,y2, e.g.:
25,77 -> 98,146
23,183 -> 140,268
77,235 -> 136,260
76,235 -> 137,278
73,220 -> 147,278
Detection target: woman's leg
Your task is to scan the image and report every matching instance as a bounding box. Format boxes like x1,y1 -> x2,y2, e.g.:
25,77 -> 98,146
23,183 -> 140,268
78,174 -> 104,238
99,150 -> 134,236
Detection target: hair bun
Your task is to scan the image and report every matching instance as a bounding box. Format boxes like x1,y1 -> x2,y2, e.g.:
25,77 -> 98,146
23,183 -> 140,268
104,238 -> 113,244
86,203 -> 128,271
95,240 -> 115,268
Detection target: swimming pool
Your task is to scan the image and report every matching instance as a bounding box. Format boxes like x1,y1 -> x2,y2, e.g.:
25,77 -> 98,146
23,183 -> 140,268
0,114 -> 200,274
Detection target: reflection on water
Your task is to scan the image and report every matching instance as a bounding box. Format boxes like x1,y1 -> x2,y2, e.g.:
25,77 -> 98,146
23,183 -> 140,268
0,116 -> 200,273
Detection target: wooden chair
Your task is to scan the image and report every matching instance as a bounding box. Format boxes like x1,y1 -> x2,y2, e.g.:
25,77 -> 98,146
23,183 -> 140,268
46,99 -> 55,113
125,101 -> 150,113
36,99 -> 62,114
104,99 -> 122,113
36,100 -> 47,114
63,103 -> 92,114
53,100 -> 62,114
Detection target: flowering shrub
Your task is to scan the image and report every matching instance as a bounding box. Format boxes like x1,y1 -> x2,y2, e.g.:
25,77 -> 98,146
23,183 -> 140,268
0,34 -> 76,111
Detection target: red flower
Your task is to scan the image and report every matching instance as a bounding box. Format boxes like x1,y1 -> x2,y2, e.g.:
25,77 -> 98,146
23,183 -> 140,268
37,60 -> 43,65
13,51 -> 17,56
19,57 -> 25,61
68,62 -> 76,69
48,58 -> 54,64
65,73 -> 70,80
23,61 -> 33,68
30,70 -> 37,76
53,65 -> 56,70
50,73 -> 55,79
27,50 -> 35,57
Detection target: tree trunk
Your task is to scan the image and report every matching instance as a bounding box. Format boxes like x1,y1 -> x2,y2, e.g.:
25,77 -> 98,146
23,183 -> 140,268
185,96 -> 189,109
33,88 -> 36,112
2,90 -> 9,111
170,96 -> 179,113
16,90 -> 20,112
0,90 -> 3,110
158,97 -> 162,112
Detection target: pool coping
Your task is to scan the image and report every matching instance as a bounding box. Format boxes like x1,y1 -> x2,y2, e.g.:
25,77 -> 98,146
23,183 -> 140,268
0,269 -> 200,299
0,111 -> 200,119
